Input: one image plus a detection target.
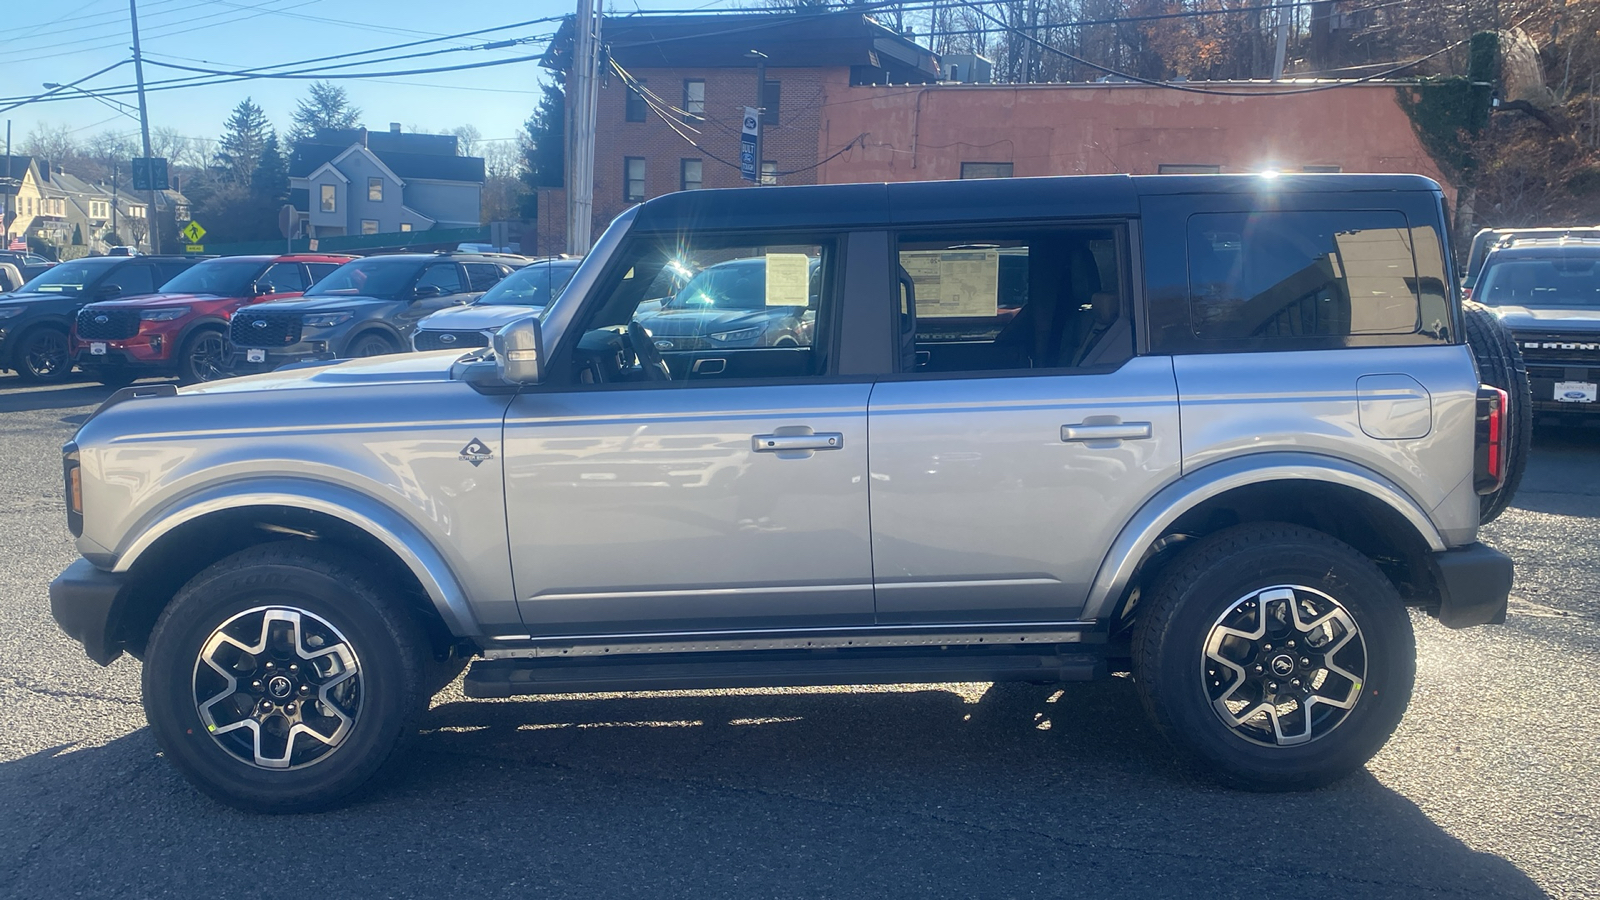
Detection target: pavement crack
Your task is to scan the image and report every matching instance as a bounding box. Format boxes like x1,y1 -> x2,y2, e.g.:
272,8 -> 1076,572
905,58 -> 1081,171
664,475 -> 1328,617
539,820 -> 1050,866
0,674 -> 141,707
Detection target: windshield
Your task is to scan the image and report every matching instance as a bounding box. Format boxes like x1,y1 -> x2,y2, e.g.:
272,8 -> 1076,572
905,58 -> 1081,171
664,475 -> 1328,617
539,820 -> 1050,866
1476,257 -> 1600,308
17,259 -> 116,294
303,258 -> 418,300
473,262 -> 579,308
158,258 -> 264,296
665,261 -> 768,310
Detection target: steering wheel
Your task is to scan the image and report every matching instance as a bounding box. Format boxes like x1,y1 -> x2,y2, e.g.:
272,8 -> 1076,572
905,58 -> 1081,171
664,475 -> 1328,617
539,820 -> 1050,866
628,321 -> 671,381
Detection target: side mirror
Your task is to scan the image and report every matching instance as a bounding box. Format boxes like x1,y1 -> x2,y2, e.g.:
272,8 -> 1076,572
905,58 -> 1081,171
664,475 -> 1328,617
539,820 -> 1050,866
252,282 -> 276,296
95,283 -> 122,299
493,315 -> 543,385
413,284 -> 446,300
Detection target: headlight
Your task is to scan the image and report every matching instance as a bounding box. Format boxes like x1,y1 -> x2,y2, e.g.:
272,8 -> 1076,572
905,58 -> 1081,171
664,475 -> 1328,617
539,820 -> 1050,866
139,307 -> 189,321
709,326 -> 763,343
0,307 -> 24,319
302,312 -> 352,327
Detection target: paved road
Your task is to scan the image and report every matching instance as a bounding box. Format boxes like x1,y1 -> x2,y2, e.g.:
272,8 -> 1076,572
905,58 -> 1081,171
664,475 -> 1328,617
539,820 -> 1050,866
0,373 -> 1595,899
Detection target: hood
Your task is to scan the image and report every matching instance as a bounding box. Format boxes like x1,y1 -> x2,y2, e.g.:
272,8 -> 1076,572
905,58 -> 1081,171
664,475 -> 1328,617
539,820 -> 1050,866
182,350 -> 465,395
84,291 -> 218,309
634,307 -> 779,337
242,294 -> 396,314
0,291 -> 73,306
418,303 -> 542,331
1491,305 -> 1600,335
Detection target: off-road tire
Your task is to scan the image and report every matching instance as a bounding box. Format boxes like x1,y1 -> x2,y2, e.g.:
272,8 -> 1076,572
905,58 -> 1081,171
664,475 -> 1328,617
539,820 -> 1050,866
1132,523 -> 1415,791
1462,300 -> 1531,523
143,542 -> 429,813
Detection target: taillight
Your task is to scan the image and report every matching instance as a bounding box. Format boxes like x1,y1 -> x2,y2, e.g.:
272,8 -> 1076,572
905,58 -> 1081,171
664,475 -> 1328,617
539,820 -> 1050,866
1474,385 -> 1509,494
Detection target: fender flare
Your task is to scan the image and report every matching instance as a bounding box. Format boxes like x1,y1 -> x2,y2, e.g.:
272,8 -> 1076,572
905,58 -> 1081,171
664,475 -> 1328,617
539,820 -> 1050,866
1080,451 -> 1447,621
112,476 -> 482,638
341,322 -> 406,356
173,316 -> 229,349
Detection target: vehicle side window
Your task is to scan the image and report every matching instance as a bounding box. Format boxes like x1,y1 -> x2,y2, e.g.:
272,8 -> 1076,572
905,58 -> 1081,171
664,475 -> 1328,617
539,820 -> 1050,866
895,227 -> 1131,373
110,264 -> 155,296
416,263 -> 464,295
565,236 -> 833,384
154,262 -> 193,286
306,263 -> 340,284
463,262 -> 504,292
1187,211 -> 1431,341
260,263 -> 306,294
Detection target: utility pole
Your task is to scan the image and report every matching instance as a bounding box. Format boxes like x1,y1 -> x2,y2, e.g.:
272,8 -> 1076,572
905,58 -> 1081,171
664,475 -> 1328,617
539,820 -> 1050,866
565,0 -> 601,255
4,120 -> 11,251
129,0 -> 160,254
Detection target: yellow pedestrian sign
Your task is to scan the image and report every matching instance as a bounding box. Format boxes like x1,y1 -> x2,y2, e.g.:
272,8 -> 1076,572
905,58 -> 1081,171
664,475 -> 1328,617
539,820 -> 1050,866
181,221 -> 206,244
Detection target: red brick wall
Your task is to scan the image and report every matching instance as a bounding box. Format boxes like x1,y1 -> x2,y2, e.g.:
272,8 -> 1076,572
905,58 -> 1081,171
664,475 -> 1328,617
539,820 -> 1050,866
555,65 -> 831,242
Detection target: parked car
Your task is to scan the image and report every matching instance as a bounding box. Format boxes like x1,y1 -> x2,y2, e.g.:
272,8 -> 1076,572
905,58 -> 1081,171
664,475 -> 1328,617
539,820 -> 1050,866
225,252 -> 526,374
70,253 -> 356,386
1473,236 -> 1600,419
51,174 -> 1520,813
0,255 -> 201,383
0,262 -> 23,293
1464,226 -> 1600,294
411,257 -> 581,351
631,256 -> 818,364
0,250 -> 57,282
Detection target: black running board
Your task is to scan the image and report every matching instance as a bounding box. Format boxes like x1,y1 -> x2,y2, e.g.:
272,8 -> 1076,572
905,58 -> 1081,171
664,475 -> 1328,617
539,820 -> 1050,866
463,647 -> 1107,698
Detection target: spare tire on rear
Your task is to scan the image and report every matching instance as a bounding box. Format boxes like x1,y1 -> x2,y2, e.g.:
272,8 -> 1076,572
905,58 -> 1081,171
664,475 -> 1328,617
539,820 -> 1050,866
1462,300 -> 1532,523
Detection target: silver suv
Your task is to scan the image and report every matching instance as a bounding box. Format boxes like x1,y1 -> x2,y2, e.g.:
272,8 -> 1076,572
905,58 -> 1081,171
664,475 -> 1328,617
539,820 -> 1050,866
50,174 -> 1517,812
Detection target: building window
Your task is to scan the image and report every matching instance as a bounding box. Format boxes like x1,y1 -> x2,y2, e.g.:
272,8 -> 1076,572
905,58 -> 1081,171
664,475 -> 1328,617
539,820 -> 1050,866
625,157 -> 646,202
960,162 -> 1014,179
320,184 -> 337,212
680,159 -> 703,191
760,160 -> 777,186
626,79 -> 649,122
683,79 -> 705,122
1158,164 -> 1221,174
762,80 -> 781,127
361,219 -> 379,235
368,177 -> 384,202
400,223 -> 413,232
1302,165 -> 1342,173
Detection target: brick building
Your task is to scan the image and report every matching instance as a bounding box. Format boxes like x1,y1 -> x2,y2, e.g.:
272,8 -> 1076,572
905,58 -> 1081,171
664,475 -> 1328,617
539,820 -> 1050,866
537,12 -> 939,253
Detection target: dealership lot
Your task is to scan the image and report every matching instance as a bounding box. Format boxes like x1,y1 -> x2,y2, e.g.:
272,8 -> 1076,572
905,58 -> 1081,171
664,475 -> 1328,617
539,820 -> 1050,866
0,374 -> 1594,900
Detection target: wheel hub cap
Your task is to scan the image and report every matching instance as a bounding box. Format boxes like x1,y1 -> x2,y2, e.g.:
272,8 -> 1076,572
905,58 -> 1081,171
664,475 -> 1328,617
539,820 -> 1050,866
192,606 -> 363,769
1201,585 -> 1367,747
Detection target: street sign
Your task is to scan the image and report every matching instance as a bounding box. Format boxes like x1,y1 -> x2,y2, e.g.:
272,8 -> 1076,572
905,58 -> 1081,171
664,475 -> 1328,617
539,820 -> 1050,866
740,107 -> 760,183
131,158 -> 169,192
186,244 -> 204,253
278,204 -> 300,240
181,220 -> 206,244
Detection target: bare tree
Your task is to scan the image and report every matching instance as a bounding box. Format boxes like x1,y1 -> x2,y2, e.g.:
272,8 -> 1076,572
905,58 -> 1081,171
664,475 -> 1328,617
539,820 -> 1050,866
451,124 -> 483,157
22,123 -> 80,167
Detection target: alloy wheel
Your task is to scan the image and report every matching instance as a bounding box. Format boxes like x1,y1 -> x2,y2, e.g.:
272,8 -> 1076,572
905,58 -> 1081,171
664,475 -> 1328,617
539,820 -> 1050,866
188,332 -> 228,381
192,606 -> 363,769
23,330 -> 68,379
1201,585 -> 1366,747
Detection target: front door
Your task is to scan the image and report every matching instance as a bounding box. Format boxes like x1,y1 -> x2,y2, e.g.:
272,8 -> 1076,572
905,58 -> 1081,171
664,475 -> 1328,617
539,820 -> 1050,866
867,224 -> 1182,624
503,233 -> 875,636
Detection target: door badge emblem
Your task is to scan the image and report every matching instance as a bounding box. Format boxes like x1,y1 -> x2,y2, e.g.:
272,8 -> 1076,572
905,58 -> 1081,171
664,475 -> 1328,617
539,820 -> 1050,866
459,438 -> 493,466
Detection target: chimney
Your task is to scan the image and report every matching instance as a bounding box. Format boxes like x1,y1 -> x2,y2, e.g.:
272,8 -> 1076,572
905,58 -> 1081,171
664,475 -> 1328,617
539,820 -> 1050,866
390,123 -> 401,134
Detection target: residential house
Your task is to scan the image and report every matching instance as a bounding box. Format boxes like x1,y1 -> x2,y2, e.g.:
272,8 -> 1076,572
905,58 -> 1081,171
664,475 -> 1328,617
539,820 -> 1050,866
1,156 -> 68,252
288,126 -> 484,239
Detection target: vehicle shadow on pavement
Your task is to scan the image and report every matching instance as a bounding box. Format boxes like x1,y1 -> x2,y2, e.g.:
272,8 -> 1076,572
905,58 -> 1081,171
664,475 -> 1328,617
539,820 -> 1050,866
0,380 -> 119,416
0,680 -> 1549,900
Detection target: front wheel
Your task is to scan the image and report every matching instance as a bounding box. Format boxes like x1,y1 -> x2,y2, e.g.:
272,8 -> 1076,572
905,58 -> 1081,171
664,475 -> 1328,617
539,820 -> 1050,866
1132,523 -> 1415,791
12,326 -> 72,383
178,328 -> 229,384
346,333 -> 398,359
143,543 -> 429,813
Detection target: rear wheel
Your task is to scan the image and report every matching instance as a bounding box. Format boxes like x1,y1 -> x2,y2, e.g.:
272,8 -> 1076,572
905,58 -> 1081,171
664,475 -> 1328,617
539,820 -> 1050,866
1462,300 -> 1531,523
13,326 -> 71,383
178,327 -> 229,384
143,543 -> 429,813
346,333 -> 398,359
1133,523 -> 1414,791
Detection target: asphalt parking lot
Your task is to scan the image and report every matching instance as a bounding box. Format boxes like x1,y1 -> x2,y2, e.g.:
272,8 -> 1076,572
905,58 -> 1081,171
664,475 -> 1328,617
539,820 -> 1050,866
0,373 -> 1595,900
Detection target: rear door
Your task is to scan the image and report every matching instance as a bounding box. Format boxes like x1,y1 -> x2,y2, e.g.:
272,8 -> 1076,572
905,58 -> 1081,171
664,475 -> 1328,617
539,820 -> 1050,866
866,222 -> 1182,624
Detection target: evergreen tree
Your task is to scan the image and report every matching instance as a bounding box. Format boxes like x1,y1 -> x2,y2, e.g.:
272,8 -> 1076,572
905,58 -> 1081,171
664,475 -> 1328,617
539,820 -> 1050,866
289,82 -> 362,145
251,133 -> 289,204
522,82 -> 565,193
216,98 -> 271,186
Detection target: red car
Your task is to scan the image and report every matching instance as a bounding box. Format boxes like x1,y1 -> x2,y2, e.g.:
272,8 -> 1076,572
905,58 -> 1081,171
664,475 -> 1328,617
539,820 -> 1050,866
71,254 -> 354,385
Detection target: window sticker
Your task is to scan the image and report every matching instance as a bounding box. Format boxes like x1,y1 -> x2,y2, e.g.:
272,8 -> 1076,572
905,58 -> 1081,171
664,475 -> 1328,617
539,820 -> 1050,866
765,253 -> 812,307
900,249 -> 1001,318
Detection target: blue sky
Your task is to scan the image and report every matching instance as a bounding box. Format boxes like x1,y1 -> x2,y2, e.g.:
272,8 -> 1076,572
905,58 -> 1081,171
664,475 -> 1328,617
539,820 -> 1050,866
0,0 -> 715,157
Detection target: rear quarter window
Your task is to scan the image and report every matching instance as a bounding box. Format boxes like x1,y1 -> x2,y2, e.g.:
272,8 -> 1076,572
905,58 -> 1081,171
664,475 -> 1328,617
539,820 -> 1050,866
1187,210 -> 1438,342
